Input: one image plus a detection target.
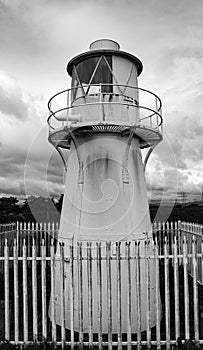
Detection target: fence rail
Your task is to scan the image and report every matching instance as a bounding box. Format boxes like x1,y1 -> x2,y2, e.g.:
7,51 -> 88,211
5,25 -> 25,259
0,221 -> 202,347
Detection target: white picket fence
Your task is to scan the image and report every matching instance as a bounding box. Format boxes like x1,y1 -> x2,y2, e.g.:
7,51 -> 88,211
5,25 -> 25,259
0,221 -> 202,348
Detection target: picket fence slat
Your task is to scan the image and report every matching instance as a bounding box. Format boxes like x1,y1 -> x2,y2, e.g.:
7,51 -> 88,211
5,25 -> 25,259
69,242 -> 74,350
87,242 -> 93,347
117,242 -> 122,350
78,242 -> 83,350
41,240 -> 47,340
164,237 -> 170,350
183,237 -> 190,339
23,240 -> 28,344
0,221 -> 203,347
13,240 -> 19,343
107,242 -> 112,350
145,241 -> 151,349
173,235 -> 180,341
135,242 -> 142,350
32,239 -> 38,342
4,240 -> 10,340
97,242 -> 102,350
126,242 -> 132,350
60,243 -> 66,349
192,237 -> 199,342
155,238 -> 161,350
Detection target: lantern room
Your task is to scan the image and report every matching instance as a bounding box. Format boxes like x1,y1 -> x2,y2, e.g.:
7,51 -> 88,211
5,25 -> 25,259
48,39 -> 163,150
67,39 -> 142,109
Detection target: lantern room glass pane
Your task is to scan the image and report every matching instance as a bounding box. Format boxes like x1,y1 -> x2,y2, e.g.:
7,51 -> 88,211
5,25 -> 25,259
75,56 -> 113,93
76,57 -> 99,84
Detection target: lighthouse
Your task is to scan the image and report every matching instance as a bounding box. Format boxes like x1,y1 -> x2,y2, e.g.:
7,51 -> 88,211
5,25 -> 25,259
48,39 -> 163,333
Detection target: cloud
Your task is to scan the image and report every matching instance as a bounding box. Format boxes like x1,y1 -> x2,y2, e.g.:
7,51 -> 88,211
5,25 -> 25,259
0,71 -> 28,119
0,70 -> 64,197
0,0 -> 202,199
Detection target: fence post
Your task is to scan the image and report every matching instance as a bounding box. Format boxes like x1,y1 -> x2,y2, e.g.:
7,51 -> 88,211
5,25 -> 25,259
192,237 -> 199,343
13,239 -> 19,344
200,239 -> 203,338
117,242 -> 122,350
183,237 -> 190,340
135,241 -> 141,350
145,240 -> 151,349
16,221 -> 19,249
87,242 -> 93,348
32,238 -> 38,343
41,238 -> 47,340
164,237 -> 170,350
78,242 -> 84,350
69,240 -> 74,350
173,235 -> 180,343
4,239 -> 10,341
126,241 -> 132,350
154,237 -> 161,350
60,242 -> 66,349
106,241 -> 112,350
96,242 -> 102,350
23,239 -> 28,344
50,239 -> 56,344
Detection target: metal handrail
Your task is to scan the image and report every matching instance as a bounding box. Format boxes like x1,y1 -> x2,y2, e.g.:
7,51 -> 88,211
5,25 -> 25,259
48,84 -> 162,112
47,104 -> 163,130
47,84 -> 163,134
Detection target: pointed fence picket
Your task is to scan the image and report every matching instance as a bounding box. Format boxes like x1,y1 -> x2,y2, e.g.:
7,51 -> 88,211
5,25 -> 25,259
0,222 -> 58,258
0,221 -> 202,347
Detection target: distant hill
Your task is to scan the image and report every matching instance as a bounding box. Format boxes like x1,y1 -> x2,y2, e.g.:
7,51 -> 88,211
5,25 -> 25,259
150,202 -> 203,225
0,196 -> 203,225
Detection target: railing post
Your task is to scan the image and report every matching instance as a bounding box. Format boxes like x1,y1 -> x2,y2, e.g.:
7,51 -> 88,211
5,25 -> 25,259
49,100 -> 52,131
99,83 -> 103,122
66,90 -> 69,126
155,96 -> 158,126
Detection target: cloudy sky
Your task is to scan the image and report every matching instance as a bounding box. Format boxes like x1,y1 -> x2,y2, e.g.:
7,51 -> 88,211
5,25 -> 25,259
0,0 -> 203,200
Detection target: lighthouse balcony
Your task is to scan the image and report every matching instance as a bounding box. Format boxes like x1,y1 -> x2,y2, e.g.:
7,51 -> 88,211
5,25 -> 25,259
47,84 -> 163,149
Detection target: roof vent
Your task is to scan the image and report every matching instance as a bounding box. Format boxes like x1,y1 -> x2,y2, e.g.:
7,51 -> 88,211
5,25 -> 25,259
89,39 -> 120,51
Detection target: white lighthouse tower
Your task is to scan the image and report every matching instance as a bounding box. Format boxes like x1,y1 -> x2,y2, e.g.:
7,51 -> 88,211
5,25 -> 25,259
48,39 -> 163,333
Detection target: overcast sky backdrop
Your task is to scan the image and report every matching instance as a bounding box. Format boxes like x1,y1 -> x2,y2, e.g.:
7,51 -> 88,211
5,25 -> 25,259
0,0 -> 203,200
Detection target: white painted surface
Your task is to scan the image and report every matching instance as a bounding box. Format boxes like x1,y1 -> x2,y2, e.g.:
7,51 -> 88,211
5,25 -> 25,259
55,134 -> 157,332
89,39 -> 120,51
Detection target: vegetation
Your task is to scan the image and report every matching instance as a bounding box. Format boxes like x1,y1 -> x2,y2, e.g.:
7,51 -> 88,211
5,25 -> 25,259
150,202 -> 203,225
0,196 -> 61,224
0,195 -> 202,225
